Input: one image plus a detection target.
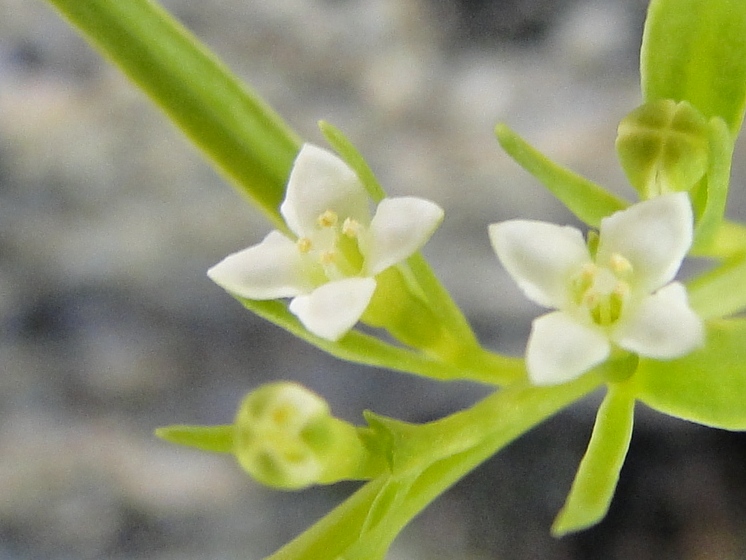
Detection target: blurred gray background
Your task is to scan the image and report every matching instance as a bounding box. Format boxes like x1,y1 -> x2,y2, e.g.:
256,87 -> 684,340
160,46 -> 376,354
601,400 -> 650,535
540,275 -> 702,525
2,0 -> 746,559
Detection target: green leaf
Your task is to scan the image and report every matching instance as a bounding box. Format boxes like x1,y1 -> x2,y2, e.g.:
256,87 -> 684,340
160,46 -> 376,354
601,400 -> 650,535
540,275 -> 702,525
237,297 -> 523,385
687,256 -> 746,320
552,385 -> 634,536
697,220 -> 746,260
641,0 -> 746,136
495,124 -> 628,227
318,121 -> 387,203
44,0 -> 300,228
155,424 -> 234,454
634,319 -> 746,430
692,118 -> 735,252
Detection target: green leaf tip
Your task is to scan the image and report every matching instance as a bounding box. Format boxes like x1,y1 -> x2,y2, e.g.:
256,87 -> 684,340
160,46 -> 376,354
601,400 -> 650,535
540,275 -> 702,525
495,123 -> 628,227
318,121 -> 387,203
552,386 -> 634,536
155,424 -> 234,454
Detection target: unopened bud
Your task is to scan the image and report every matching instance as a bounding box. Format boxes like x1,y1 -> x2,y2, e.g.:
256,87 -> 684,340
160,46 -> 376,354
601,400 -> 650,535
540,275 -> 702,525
233,382 -> 379,489
616,99 -> 709,198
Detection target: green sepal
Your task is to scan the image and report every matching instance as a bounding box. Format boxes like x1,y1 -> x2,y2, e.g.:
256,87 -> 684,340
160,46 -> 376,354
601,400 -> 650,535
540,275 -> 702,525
633,319 -> 746,430
552,385 -> 635,536
641,0 -> 746,136
495,124 -> 628,227
615,100 -> 709,199
318,121 -> 387,203
692,118 -> 735,252
155,424 -> 234,454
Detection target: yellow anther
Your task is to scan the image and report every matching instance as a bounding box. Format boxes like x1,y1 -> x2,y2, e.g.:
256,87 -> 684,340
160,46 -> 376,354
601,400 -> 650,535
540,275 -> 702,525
317,210 -> 338,228
342,218 -> 361,238
613,281 -> 630,298
320,250 -> 337,265
297,237 -> 312,253
609,253 -> 633,275
581,263 -> 598,278
582,290 -> 600,308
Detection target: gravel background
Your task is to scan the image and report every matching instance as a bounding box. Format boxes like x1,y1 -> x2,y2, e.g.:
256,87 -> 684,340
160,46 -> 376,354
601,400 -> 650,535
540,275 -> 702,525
2,1 -> 746,559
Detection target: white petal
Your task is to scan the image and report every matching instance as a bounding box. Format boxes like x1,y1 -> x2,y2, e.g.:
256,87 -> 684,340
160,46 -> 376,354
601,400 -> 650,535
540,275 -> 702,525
489,221 -> 591,309
527,312 -> 611,386
289,277 -> 377,341
207,231 -> 311,299
597,193 -> 692,293
280,144 -> 370,236
613,282 -> 704,358
364,197 -> 444,276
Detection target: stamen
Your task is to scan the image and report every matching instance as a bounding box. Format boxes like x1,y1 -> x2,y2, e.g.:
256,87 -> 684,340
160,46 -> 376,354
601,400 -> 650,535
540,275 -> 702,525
317,210 -> 338,228
320,250 -> 337,265
297,237 -> 312,253
342,218 -> 361,238
613,281 -> 630,298
586,230 -> 600,257
609,253 -> 633,275
571,263 -> 597,304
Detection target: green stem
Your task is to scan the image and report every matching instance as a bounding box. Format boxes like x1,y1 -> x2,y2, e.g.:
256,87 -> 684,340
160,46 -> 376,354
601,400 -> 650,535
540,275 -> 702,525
44,0 -> 300,228
268,372 -> 603,560
341,373 -> 604,559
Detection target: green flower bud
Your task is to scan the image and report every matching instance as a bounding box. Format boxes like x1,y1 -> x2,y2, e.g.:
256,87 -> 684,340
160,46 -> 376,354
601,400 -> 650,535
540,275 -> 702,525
233,382 -> 380,489
616,99 -> 709,199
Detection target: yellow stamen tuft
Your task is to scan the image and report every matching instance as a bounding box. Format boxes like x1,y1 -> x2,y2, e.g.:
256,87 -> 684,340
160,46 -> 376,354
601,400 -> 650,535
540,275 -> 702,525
317,210 -> 338,228
297,237 -> 312,253
320,250 -> 337,265
342,218 -> 361,238
609,253 -> 633,275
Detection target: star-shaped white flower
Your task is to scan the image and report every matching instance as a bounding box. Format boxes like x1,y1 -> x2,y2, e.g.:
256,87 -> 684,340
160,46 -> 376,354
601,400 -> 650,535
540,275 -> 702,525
208,143 -> 444,341
489,193 -> 704,386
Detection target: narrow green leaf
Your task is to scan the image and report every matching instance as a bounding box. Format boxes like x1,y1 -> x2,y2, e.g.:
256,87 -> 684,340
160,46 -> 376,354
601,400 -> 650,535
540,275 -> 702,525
641,0 -> 746,136
552,386 -> 634,536
692,118 -> 735,252
634,319 -> 746,430
687,256 -> 746,320
696,220 -> 746,260
318,121 -> 387,203
237,297 -> 522,385
495,124 -> 628,227
155,424 -> 234,454
44,0 -> 300,228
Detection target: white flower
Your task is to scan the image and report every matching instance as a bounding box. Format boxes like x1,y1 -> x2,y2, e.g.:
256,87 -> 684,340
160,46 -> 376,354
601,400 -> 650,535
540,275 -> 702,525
489,193 -> 704,386
208,143 -> 444,341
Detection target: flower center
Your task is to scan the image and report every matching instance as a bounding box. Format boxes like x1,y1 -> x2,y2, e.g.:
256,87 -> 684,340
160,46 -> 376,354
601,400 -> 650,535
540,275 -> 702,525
571,253 -> 633,327
296,209 -> 366,282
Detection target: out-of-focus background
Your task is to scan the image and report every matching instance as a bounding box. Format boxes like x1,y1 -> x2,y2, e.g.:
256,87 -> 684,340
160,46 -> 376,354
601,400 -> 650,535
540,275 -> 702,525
2,0 -> 746,558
